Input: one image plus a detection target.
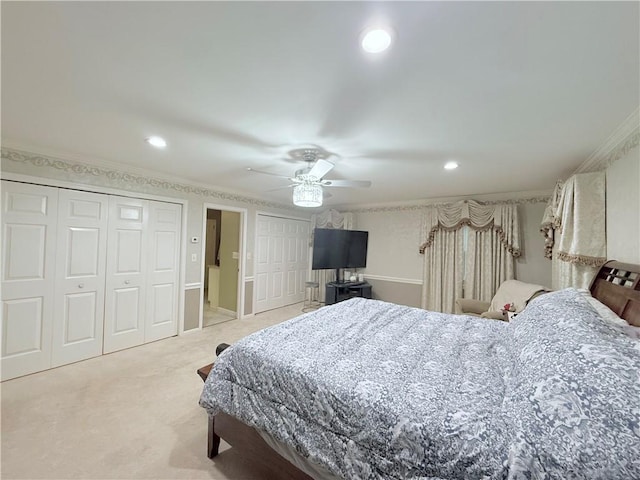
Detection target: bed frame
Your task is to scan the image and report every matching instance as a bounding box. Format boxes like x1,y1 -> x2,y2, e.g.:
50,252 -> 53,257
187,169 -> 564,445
201,260 -> 640,478
589,260 -> 640,326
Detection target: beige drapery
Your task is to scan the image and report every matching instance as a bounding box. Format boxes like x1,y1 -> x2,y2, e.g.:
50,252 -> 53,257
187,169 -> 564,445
422,229 -> 465,312
420,200 -> 521,313
465,228 -> 515,304
540,171 -> 606,289
310,209 -> 354,304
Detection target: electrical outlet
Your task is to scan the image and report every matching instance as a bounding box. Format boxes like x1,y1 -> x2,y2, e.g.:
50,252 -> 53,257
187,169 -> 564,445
191,253 -> 197,262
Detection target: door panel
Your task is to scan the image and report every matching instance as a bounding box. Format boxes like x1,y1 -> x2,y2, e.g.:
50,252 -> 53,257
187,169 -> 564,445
1,181 -> 58,380
52,189 -> 108,367
104,196 -> 148,353
112,287 -> 142,333
63,292 -> 97,343
4,225 -> 47,280
149,283 -> 174,326
3,298 -> 44,356
145,201 -> 180,342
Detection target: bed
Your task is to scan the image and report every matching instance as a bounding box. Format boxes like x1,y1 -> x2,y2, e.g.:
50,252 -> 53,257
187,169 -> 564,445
199,261 -> 640,479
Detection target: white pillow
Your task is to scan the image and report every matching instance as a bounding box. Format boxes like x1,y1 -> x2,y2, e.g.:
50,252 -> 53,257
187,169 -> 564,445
577,289 -> 628,327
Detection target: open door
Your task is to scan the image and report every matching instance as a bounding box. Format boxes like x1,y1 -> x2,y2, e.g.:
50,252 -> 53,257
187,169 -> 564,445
202,207 -> 243,327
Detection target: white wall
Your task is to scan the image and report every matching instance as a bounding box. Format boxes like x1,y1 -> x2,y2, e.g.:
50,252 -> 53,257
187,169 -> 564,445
515,202 -> 552,287
606,144 -> 640,263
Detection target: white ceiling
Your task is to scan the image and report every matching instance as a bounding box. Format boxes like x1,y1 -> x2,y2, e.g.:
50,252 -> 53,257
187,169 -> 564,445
2,1 -> 639,207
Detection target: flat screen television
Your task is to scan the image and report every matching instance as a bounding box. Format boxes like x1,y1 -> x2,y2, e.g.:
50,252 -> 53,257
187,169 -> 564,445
312,228 -> 368,281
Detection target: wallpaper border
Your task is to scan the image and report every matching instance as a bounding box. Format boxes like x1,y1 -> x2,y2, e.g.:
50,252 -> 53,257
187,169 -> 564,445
1,147 -> 295,211
575,107 -> 640,174
345,196 -> 550,214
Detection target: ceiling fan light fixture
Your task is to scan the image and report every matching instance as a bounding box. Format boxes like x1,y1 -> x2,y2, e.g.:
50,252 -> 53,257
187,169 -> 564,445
293,183 -> 323,208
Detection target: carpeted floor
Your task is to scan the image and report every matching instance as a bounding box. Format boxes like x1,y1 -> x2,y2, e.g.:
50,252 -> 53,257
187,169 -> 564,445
1,302 -> 308,480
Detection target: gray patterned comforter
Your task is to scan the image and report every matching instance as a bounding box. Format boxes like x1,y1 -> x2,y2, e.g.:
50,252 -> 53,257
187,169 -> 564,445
199,289 -> 640,479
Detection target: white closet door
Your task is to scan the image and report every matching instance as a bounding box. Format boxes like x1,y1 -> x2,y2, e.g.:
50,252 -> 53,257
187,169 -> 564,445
52,190 -> 108,367
284,220 -> 308,305
103,196 -> 148,353
145,201 -> 181,343
268,218 -> 286,310
1,181 -> 58,381
255,216 -> 271,313
255,215 -> 309,313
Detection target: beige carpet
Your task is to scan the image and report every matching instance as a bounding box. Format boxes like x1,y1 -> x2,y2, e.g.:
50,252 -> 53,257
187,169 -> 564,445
1,302 -> 308,480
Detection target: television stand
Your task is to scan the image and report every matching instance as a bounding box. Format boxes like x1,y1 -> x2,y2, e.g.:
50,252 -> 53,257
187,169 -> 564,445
325,281 -> 372,305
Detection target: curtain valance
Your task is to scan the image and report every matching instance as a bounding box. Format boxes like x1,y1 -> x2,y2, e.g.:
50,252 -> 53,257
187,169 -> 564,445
419,200 -> 521,257
311,209 -> 353,231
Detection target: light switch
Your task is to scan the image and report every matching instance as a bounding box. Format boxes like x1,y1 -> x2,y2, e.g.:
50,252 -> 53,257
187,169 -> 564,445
232,251 -> 239,260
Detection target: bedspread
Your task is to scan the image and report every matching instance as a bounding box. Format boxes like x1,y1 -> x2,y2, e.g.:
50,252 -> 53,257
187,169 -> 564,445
199,290 -> 640,479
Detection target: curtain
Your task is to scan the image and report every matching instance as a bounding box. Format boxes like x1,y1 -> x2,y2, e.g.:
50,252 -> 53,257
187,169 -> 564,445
540,172 -> 606,289
310,209 -> 354,304
420,200 -> 521,313
422,229 -> 465,313
465,228 -> 515,304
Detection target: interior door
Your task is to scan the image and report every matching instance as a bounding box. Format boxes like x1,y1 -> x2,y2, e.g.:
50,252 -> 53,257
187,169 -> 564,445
255,216 -> 270,313
1,181 -> 58,381
284,219 -> 308,305
51,189 -> 108,367
145,201 -> 181,342
103,196 -> 148,354
255,215 -> 309,313
267,218 -> 285,310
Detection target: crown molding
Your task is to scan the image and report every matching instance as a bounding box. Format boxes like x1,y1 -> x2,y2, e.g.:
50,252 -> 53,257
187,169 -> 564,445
574,107 -> 640,174
1,147 -> 297,211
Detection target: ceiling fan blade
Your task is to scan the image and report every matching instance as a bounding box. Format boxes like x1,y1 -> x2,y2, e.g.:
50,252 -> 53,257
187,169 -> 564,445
246,167 -> 292,180
308,159 -> 334,179
264,185 -> 296,192
321,179 -> 372,188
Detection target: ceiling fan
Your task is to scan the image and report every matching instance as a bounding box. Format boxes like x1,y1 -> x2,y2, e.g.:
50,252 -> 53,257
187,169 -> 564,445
247,148 -> 371,207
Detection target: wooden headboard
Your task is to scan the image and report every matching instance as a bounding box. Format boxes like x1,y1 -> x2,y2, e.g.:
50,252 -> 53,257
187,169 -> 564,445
589,261 -> 640,327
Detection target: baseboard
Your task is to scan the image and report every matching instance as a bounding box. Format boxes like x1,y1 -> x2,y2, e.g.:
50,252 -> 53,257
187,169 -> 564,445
216,307 -> 237,317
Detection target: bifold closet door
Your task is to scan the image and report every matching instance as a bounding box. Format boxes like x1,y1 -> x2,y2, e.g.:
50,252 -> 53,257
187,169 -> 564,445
255,215 -> 309,313
255,216 -> 285,313
51,189 -> 108,367
284,220 -> 309,306
103,196 -> 148,354
1,181 -> 58,381
145,201 -> 181,343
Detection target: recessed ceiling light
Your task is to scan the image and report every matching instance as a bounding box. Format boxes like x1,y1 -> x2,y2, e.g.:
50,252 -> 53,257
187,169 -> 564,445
444,161 -> 459,170
361,28 -> 392,53
145,136 -> 167,148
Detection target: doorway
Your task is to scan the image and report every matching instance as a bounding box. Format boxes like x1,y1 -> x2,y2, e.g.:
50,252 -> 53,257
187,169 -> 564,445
201,206 -> 244,327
